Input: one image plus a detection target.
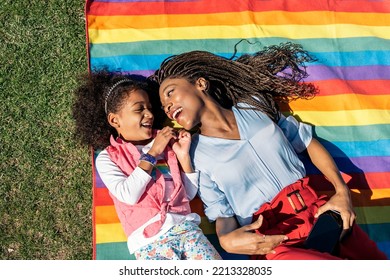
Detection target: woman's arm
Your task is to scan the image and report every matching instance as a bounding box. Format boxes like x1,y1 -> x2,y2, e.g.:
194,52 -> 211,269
278,114 -> 355,228
306,138 -> 356,228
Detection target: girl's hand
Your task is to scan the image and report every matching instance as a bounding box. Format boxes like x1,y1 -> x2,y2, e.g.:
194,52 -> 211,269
218,216 -> 287,255
148,126 -> 177,157
316,185 -> 356,229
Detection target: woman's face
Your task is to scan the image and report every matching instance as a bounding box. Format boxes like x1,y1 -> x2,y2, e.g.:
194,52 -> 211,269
159,77 -> 205,130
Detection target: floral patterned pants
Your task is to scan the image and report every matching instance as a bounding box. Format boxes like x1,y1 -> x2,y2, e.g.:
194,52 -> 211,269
134,221 -> 222,260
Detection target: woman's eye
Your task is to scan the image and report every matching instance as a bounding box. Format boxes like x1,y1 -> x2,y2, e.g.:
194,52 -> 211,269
167,89 -> 173,97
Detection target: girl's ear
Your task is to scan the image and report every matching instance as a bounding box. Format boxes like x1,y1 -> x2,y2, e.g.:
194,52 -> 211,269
196,77 -> 209,91
107,113 -> 120,128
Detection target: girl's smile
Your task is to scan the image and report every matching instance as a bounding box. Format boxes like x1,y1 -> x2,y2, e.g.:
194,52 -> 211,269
108,89 -> 154,145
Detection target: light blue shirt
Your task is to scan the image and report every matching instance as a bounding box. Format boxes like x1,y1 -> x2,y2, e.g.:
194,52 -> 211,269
191,104 -> 312,226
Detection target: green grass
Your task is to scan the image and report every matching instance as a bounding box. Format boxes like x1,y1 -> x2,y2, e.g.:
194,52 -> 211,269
0,1 -> 92,259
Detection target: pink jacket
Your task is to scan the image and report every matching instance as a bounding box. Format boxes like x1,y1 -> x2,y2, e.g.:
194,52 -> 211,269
106,133 -> 191,238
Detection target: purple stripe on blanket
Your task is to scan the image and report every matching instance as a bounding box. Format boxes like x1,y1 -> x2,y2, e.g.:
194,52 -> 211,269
123,70 -> 155,77
304,156 -> 390,174
306,65 -> 390,81
94,166 -> 106,188
106,66 -> 390,81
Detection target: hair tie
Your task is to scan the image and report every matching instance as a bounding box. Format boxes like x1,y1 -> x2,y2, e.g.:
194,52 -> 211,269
104,79 -> 132,114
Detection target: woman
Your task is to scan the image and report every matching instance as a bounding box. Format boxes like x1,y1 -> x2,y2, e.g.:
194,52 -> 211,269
150,43 -> 387,259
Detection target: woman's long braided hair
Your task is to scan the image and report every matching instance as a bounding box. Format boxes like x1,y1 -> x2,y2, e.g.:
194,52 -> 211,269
151,42 -> 318,122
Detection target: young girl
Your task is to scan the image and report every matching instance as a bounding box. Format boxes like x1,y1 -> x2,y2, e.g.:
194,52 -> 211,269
72,70 -> 221,260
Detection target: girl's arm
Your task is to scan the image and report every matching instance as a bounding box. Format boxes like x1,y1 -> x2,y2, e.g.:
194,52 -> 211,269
181,171 -> 199,200
171,129 -> 193,172
177,151 -> 199,200
177,146 -> 199,200
171,129 -> 199,199
306,138 -> 356,229
96,150 -> 151,205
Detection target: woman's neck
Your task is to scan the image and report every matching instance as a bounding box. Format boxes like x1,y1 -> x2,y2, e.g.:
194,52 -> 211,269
199,101 -> 240,140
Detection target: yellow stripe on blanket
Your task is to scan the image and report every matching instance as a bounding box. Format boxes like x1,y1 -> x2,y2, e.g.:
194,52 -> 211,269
88,24 -> 390,44
96,223 -> 127,243
349,188 -> 390,201
291,109 -> 389,126
95,206 -> 390,244
95,217 -> 217,244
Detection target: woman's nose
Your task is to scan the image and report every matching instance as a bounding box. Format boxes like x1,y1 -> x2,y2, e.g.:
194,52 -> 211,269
162,103 -> 172,114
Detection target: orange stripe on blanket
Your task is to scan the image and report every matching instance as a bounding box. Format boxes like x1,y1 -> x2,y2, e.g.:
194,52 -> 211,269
95,205 -> 119,224
318,188 -> 390,207
87,11 -> 390,30
280,94 -> 389,112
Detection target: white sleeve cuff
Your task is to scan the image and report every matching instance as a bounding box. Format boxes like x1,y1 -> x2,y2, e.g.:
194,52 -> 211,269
181,170 -> 200,200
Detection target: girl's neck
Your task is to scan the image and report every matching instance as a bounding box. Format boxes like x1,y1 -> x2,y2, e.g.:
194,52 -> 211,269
199,101 -> 240,140
119,135 -> 154,147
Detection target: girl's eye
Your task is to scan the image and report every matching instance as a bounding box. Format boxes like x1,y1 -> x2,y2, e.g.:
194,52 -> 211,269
167,89 -> 173,97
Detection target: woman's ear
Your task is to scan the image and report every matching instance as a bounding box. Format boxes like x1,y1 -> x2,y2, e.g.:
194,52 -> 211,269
107,113 -> 120,129
196,77 -> 209,91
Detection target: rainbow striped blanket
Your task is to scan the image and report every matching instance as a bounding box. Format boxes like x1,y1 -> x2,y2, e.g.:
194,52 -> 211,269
86,0 -> 390,259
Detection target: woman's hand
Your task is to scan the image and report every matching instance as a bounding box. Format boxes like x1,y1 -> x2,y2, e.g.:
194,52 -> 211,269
217,216 -> 287,255
316,184 -> 356,230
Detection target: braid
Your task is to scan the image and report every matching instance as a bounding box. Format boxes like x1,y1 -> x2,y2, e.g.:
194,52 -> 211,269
151,42 -> 318,122
72,69 -> 155,150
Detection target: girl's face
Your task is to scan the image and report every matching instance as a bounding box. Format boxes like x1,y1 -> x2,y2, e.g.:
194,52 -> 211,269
109,89 -> 154,145
159,77 -> 206,130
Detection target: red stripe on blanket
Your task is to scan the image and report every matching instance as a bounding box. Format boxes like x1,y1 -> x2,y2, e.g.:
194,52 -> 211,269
86,0 -> 390,16
308,172 -> 390,191
313,80 -> 390,96
94,187 -> 113,206
94,186 -> 206,215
